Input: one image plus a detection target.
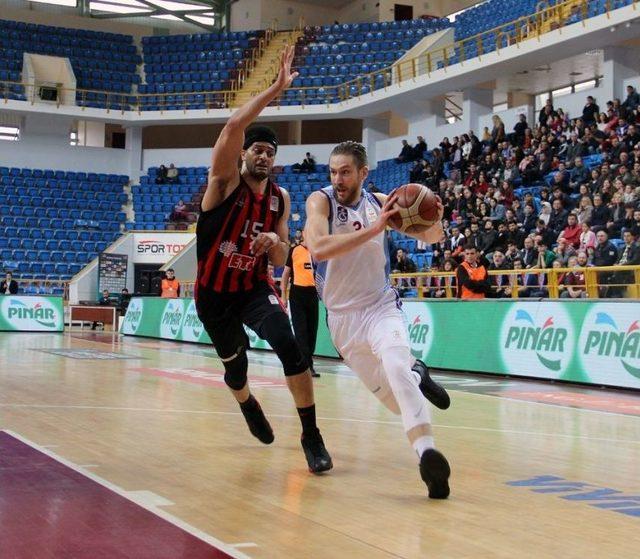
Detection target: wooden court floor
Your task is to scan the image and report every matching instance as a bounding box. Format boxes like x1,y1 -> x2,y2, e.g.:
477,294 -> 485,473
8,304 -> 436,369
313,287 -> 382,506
1,330 -> 639,558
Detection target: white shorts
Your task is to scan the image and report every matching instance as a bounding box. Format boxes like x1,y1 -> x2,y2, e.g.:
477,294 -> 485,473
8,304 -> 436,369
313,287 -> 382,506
327,289 -> 412,394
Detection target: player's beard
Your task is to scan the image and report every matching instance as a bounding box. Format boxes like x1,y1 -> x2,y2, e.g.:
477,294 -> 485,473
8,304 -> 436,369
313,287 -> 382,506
247,160 -> 270,181
333,182 -> 360,206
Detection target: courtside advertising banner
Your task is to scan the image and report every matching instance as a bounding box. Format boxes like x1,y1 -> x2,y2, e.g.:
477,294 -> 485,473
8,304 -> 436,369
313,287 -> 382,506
0,296 -> 64,332
122,298 -> 640,389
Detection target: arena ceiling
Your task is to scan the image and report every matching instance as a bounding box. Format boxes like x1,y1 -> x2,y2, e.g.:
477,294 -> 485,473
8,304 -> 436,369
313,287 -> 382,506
23,0 -> 225,28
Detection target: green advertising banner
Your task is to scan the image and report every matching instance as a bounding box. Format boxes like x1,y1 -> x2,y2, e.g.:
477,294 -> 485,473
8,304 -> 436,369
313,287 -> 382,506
0,296 -> 64,332
121,297 -> 339,358
122,297 -> 640,390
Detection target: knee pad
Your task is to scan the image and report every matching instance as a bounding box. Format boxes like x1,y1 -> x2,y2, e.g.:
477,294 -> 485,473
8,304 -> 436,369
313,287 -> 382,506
260,312 -> 308,376
221,346 -> 248,391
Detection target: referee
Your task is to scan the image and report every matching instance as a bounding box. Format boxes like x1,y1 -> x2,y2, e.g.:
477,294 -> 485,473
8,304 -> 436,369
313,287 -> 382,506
282,238 -> 321,378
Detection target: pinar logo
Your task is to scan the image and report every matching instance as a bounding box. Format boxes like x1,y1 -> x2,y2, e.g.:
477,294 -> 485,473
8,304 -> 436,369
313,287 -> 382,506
404,306 -> 434,361
160,300 -> 184,338
580,305 -> 640,384
500,304 -> 574,378
136,239 -> 186,254
1,297 -> 60,330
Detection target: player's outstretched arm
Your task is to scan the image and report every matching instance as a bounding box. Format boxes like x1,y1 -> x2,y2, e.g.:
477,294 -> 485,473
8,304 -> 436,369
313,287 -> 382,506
202,46 -> 299,212
305,192 -> 398,262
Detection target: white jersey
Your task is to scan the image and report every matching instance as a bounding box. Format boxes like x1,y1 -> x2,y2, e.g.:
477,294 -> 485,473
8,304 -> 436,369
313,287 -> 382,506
313,186 -> 391,313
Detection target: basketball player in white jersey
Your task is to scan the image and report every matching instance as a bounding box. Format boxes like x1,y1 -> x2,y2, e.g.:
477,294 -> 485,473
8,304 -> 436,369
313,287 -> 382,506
305,141 -> 451,498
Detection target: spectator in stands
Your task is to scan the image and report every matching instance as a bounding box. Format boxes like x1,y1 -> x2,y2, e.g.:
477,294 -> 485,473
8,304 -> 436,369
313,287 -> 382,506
432,258 -> 457,299
155,165 -> 168,184
631,208 -> 640,237
591,194 -> 611,231
0,272 -> 18,295
393,248 -> 417,296
512,114 -> 528,146
560,255 -> 587,299
171,199 -> 189,221
396,139 -> 415,163
558,213 -> 581,249
593,230 -> 619,297
291,229 -> 303,246
160,269 -> 180,298
579,221 -> 597,251
366,181 -> 380,193
489,250 -> 511,298
535,236 -> 556,268
479,220 -> 498,257
413,136 -> 427,159
554,237 -> 576,266
539,99 -> 556,127
520,236 -> 538,269
456,245 -> 491,299
577,195 -> 594,225
548,199 -> 569,237
166,163 -> 179,184
611,230 -> 640,296
622,85 -> 640,113
491,115 -> 506,147
569,157 -> 590,191
293,152 -> 316,173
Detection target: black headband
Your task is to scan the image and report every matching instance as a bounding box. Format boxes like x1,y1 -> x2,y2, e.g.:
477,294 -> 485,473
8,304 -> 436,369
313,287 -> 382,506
243,126 -> 278,152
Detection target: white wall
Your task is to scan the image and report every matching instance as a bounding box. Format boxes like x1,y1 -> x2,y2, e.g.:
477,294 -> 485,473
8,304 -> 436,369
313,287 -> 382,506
0,114 -> 130,175
551,86 -> 600,122
230,0 -> 263,32
142,144 -> 336,171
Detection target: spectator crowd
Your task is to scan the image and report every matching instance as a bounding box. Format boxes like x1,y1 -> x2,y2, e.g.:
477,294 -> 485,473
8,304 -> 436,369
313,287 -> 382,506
390,87 -> 640,298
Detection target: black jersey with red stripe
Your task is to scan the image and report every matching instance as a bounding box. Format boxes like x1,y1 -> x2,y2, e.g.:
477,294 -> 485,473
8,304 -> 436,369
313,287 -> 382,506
195,178 -> 285,296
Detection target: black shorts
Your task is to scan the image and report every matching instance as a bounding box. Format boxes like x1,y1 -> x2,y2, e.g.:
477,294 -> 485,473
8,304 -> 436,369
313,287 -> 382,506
195,281 -> 287,359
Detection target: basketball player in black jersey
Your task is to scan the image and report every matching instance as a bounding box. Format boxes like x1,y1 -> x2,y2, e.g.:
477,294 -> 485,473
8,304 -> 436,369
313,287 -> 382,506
195,46 -> 332,473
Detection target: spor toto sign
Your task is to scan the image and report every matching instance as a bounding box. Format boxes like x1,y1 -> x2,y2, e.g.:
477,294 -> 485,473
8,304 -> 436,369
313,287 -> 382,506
403,305 -> 434,362
500,303 -> 574,379
160,299 -> 185,339
1,297 -> 61,331
121,298 -> 144,335
579,304 -> 640,388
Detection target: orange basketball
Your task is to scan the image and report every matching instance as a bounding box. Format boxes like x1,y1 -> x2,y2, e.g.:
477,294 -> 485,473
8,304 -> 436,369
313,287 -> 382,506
388,183 -> 440,234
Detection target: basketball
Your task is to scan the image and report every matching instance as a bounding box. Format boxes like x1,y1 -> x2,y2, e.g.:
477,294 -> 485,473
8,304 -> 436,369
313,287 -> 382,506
388,183 -> 440,234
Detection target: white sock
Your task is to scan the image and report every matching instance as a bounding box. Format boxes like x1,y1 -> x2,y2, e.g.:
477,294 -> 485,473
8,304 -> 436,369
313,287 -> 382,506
412,435 -> 435,457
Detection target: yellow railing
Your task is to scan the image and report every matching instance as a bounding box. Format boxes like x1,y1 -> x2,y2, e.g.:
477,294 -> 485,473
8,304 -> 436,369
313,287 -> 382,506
1,0 -> 636,112
390,264 -> 640,300
178,264 -> 640,301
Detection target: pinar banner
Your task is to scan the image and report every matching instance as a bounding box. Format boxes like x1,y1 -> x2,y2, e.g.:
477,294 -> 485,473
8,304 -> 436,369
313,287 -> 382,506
0,296 -> 64,332
122,297 -> 640,390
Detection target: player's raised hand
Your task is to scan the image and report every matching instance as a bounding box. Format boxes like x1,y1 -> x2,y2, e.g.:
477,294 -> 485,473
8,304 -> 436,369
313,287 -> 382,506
274,45 -> 299,92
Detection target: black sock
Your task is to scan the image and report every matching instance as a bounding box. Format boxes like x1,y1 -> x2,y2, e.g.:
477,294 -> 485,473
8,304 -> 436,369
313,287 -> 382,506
297,404 -> 319,437
239,394 -> 258,412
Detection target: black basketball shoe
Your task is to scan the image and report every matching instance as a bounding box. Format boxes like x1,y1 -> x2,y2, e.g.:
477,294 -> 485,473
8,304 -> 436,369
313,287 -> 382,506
419,448 -> 451,499
412,359 -> 451,410
239,396 -> 274,444
301,431 -> 333,474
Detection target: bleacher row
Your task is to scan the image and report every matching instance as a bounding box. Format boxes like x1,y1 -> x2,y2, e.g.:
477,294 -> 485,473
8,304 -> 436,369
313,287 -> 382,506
132,166 -> 207,229
3,0 -> 633,110
0,167 -> 129,280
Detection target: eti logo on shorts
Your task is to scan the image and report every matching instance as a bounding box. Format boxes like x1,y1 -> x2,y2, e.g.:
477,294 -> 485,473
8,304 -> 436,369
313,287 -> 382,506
181,300 -> 204,342
500,304 -> 573,378
121,297 -> 144,335
579,305 -> 640,388
404,305 -> 434,361
160,299 -> 185,339
0,297 -> 61,331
